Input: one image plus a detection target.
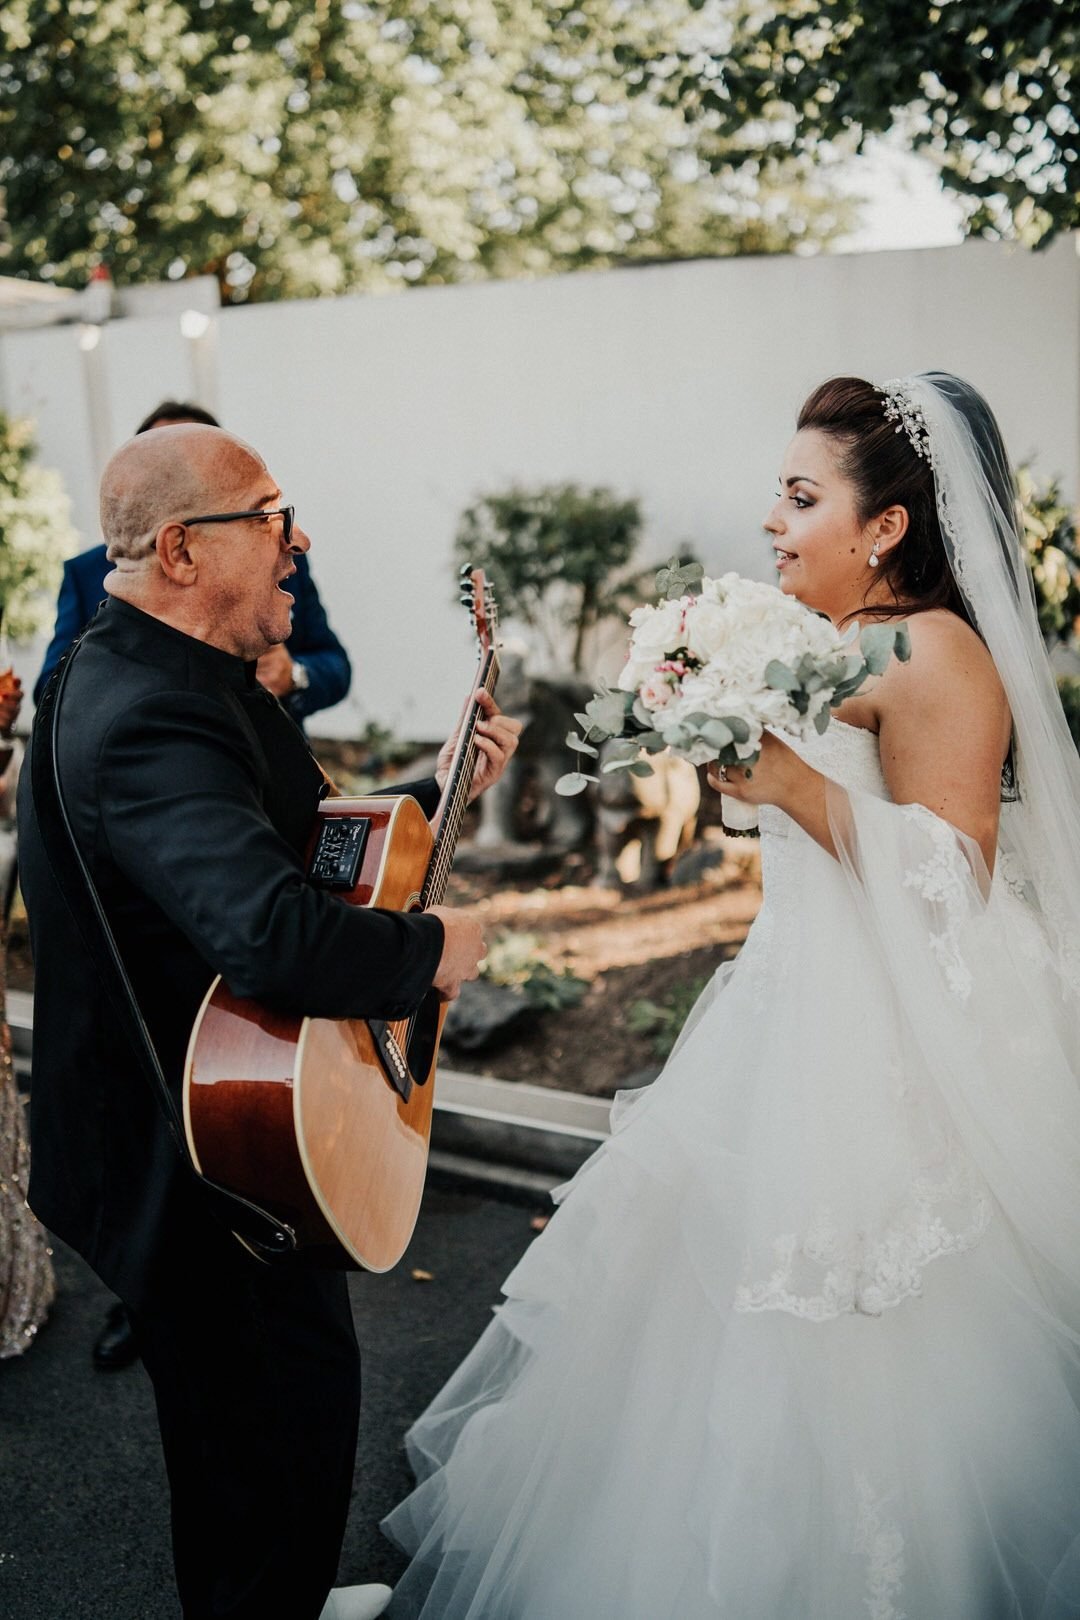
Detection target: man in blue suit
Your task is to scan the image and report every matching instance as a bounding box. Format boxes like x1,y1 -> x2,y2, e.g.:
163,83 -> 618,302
35,400 -> 352,1373
34,401 -> 352,727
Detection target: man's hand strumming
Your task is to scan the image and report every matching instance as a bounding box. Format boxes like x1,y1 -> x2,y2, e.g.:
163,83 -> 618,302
427,907 -> 485,1002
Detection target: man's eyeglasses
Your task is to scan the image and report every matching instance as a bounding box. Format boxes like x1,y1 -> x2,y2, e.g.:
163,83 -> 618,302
181,505 -> 295,546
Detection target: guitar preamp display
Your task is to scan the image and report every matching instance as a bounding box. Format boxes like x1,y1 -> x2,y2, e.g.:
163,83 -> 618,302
308,816 -> 370,890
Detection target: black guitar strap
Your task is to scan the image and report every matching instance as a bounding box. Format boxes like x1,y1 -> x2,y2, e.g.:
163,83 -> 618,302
29,636 -> 297,1261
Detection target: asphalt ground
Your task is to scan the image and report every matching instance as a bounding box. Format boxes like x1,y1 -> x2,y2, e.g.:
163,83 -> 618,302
1,1182 -> 542,1619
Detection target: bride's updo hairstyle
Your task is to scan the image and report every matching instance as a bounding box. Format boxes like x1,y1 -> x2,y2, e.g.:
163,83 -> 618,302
801,372 -> 1023,795
797,375 -> 970,627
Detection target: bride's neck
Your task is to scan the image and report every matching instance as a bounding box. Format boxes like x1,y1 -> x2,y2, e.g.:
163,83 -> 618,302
827,581 -> 915,628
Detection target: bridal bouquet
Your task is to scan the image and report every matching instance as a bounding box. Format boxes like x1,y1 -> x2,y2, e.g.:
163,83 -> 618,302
557,560 -> 910,831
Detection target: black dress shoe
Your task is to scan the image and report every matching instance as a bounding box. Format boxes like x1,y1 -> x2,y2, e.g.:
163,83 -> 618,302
92,1302 -> 140,1371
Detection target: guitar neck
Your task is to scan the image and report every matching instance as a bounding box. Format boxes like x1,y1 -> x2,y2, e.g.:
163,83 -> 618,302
421,648 -> 499,909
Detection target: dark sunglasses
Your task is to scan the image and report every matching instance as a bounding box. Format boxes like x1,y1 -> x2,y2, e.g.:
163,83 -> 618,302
181,505 -> 295,545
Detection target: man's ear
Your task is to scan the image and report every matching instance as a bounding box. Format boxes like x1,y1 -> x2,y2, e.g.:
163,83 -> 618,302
155,521 -> 198,585
868,503 -> 910,561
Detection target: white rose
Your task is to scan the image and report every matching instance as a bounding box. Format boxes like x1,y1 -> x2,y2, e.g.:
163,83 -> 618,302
684,599 -> 737,662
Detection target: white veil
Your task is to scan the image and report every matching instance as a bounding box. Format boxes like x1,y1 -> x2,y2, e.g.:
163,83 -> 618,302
908,371 -> 1080,996
816,372 -> 1080,1337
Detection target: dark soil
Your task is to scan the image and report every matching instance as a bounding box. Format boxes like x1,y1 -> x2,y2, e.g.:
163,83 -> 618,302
441,843 -> 761,1096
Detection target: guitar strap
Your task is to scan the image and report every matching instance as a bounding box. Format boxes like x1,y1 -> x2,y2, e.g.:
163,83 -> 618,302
28,635 -> 297,1262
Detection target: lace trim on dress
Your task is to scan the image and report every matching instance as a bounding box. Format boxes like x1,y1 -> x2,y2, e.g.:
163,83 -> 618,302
900,805 -> 974,1002
733,1153 -> 991,1322
854,1474 -> 908,1620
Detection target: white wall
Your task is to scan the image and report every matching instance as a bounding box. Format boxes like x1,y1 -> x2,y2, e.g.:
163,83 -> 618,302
2,237 -> 1077,738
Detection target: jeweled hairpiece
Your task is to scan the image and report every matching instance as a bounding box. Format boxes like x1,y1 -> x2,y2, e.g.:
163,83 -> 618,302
877,379 -> 933,463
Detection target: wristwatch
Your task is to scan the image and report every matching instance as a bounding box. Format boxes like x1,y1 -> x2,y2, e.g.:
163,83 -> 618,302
290,660 -> 310,693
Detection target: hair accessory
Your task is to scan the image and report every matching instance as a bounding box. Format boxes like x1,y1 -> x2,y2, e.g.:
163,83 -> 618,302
877,379 -> 933,463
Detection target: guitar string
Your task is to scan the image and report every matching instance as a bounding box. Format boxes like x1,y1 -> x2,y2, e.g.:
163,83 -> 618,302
399,645 -> 499,1063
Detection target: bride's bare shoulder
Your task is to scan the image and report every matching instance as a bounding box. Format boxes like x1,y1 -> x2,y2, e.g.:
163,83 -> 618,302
900,608 -> 998,672
880,608 -> 1008,720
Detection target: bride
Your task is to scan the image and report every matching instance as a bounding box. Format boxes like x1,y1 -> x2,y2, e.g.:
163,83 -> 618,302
382,374 -> 1080,1618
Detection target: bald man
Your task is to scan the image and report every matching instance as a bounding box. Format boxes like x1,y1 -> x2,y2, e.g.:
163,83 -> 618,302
17,426 -> 520,1620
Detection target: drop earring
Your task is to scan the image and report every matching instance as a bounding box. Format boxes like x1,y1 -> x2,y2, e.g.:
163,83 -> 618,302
868,543 -> 880,568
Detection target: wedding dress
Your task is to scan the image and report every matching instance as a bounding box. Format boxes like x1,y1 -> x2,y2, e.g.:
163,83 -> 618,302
383,377 -> 1080,1618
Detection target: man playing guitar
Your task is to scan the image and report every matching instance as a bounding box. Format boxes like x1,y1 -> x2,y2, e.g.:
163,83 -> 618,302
18,423 -> 520,1620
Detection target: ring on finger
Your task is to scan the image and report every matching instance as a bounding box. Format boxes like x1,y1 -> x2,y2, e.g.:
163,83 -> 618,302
718,764 -> 729,782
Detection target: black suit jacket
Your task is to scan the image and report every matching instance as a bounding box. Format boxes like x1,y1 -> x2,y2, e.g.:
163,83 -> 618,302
17,599 -> 443,1306
33,545 -> 351,723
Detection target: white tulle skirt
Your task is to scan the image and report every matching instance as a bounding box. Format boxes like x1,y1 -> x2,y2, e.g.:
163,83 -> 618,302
383,786 -> 1080,1618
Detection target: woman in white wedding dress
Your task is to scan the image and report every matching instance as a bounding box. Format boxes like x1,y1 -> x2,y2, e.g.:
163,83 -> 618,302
383,374 -> 1080,1619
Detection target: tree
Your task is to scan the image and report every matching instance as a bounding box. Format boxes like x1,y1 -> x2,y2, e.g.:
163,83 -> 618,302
0,0 -> 853,303
648,0 -> 1077,245
454,484 -> 644,675
0,413 -> 78,641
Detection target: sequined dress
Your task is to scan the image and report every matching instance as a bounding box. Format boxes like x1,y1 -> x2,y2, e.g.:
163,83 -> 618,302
383,722 -> 1080,1618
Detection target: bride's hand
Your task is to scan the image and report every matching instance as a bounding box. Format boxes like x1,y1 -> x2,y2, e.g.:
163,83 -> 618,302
705,731 -> 814,809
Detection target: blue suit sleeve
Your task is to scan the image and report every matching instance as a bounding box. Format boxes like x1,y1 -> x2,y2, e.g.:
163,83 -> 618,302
34,549 -> 109,704
283,554 -> 352,725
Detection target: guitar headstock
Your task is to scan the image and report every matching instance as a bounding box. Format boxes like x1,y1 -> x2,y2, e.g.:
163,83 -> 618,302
458,564 -> 499,656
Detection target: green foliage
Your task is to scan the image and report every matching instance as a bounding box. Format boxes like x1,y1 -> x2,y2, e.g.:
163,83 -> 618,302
655,556 -> 704,600
0,0 -> 854,303
480,931 -> 588,1012
627,975 -> 710,1059
0,413 -> 78,641
1018,465 -> 1080,645
643,0 -> 1077,246
1057,676 -> 1080,751
455,483 -> 643,674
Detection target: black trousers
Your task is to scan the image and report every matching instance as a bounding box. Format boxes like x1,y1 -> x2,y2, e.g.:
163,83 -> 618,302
129,1240 -> 362,1620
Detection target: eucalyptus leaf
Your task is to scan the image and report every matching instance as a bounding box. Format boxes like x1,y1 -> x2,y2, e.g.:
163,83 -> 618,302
565,732 -> 599,756
814,703 -> 832,734
764,659 -> 799,691
627,760 -> 655,777
722,715 -> 752,743
603,738 -> 643,763
859,623 -> 899,676
656,557 -> 703,600
584,691 -> 630,735
895,623 -> 912,662
555,771 -> 596,796
700,718 -> 734,750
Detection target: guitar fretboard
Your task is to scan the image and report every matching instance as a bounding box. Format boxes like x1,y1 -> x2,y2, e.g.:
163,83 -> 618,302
420,646 -> 499,910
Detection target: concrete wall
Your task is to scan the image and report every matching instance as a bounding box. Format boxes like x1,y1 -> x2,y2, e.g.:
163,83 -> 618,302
2,236 -> 1077,738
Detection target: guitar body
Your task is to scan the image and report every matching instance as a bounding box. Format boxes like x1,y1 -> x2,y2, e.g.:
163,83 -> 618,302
183,794 -> 447,1272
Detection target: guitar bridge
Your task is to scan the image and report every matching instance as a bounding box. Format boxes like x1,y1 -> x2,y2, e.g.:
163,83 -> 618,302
366,1020 -> 414,1104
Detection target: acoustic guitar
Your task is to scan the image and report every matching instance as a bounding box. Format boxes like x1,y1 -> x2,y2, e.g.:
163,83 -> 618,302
183,569 -> 500,1271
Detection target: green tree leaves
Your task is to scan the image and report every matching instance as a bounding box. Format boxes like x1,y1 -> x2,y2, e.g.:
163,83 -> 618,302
454,484 -> 644,675
646,0 -> 1077,245
0,413 -> 78,641
0,0 -> 854,301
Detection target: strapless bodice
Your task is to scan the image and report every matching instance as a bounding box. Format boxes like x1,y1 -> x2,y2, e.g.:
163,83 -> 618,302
758,722 -> 888,892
